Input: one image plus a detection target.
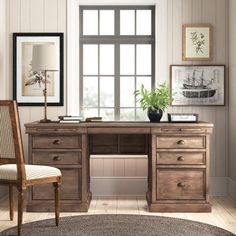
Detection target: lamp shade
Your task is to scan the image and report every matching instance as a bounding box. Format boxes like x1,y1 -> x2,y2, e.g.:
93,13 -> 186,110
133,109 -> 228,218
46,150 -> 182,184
31,44 -> 59,71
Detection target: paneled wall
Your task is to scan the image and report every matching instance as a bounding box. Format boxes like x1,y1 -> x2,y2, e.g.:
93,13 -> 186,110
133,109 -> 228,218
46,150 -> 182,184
229,0 -> 236,201
1,0 -> 229,196
0,0 -> 67,198
90,0 -> 229,195
165,0 -> 229,180
4,0 -> 67,160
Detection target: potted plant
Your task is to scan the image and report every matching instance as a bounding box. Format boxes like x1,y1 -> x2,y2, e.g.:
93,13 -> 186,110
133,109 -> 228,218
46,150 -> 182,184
134,83 -> 172,122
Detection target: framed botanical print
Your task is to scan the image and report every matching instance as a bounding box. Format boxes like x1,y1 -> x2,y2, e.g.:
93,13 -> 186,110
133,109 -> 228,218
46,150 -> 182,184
170,65 -> 225,106
13,33 -> 64,106
182,24 -> 212,61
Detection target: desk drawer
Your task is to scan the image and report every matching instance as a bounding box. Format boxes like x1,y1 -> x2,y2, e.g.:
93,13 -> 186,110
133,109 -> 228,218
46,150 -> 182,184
156,169 -> 205,200
157,152 -> 205,165
33,168 -> 82,200
33,135 -> 81,149
156,136 -> 205,149
32,151 -> 82,165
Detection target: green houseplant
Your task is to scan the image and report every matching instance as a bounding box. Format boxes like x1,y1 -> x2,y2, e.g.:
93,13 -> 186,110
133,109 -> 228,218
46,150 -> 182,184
134,83 -> 172,122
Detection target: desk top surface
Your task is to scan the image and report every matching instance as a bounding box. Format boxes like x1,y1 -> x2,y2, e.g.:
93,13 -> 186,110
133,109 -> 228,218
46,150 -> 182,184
25,121 -> 213,128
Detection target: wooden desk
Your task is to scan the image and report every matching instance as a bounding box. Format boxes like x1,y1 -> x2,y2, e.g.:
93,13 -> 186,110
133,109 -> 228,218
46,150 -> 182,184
25,121 -> 213,212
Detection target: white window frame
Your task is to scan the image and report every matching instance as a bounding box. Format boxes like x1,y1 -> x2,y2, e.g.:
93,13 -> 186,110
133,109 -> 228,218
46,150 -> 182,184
67,0 -> 168,116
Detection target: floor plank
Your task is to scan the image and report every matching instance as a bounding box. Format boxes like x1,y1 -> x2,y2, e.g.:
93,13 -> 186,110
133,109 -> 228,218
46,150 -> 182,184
0,196 -> 236,234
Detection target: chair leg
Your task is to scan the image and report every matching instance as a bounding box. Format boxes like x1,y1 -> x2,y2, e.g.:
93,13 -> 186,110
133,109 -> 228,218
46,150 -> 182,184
9,186 -> 14,221
17,188 -> 25,236
53,182 -> 60,226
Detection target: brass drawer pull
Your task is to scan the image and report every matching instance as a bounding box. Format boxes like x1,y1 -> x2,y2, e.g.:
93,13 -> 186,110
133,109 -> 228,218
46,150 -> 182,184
53,139 -> 61,145
177,156 -> 185,161
177,182 -> 185,188
177,140 -> 185,145
53,156 -> 61,161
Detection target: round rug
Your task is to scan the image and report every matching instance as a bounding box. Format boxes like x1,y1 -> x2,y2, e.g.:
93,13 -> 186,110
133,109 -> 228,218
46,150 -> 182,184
1,214 -> 235,236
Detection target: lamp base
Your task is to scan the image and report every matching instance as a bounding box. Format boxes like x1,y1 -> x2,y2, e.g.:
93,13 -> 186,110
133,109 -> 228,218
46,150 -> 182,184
40,118 -> 51,123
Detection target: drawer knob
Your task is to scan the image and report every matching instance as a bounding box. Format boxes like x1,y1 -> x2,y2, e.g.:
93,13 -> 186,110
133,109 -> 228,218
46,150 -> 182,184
177,156 -> 185,161
177,182 -> 185,188
177,140 -> 185,145
53,139 -> 61,145
53,156 -> 61,161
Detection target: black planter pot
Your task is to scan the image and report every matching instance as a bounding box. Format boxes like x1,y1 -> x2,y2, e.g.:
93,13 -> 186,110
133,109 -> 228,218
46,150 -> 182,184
147,107 -> 163,122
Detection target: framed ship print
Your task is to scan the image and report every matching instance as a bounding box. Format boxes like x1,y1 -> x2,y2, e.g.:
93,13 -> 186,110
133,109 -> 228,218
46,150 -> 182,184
13,33 -> 64,106
182,24 -> 212,61
170,65 -> 225,106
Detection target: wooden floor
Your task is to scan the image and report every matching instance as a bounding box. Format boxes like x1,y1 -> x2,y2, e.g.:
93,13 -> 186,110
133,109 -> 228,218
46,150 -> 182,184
0,196 -> 236,234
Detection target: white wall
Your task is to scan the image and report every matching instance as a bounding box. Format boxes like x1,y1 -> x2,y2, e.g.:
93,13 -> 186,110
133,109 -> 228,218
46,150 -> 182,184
0,0 -> 229,197
89,0 -> 229,195
229,0 -> 236,202
0,0 -> 67,198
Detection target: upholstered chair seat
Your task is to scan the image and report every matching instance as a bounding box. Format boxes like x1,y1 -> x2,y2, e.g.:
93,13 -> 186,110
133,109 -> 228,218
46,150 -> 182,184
0,164 -> 61,181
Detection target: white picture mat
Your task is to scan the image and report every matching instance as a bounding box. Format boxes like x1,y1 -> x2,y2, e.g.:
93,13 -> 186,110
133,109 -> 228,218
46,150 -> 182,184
185,27 -> 210,58
171,66 -> 224,106
16,36 -> 60,103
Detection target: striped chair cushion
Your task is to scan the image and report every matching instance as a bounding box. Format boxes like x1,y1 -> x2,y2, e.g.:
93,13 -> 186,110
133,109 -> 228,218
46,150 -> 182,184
0,164 -> 61,181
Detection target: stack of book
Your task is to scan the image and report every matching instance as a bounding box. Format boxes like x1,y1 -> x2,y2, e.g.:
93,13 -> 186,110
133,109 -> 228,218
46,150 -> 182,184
58,115 -> 84,123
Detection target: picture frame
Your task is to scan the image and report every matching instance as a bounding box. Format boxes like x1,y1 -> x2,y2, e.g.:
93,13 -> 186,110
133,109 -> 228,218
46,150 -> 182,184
170,65 -> 225,106
13,33 -> 64,106
182,24 -> 212,61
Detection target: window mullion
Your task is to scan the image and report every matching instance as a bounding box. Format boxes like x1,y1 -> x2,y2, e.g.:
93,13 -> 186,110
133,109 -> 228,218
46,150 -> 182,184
79,42 -> 83,114
115,42 -> 120,120
114,8 -> 120,120
98,44 -> 100,116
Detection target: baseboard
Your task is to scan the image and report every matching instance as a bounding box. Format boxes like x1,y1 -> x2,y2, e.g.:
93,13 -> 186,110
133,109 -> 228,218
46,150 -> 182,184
91,177 -> 147,196
228,178 -> 236,203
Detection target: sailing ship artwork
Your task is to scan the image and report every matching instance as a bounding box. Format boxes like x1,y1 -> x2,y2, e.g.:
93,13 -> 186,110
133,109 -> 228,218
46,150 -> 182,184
171,65 -> 225,106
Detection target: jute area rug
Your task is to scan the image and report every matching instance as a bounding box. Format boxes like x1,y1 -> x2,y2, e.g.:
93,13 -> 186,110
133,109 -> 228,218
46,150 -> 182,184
1,214 -> 235,236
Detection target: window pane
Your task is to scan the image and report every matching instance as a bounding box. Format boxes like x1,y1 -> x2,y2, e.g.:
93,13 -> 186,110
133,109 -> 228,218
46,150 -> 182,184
83,108 -> 98,117
83,10 -> 98,35
120,45 -> 135,75
83,45 -> 98,75
136,44 -> 151,75
120,10 -> 135,35
136,76 -> 152,91
120,76 -> 135,107
100,44 -> 114,75
100,77 -> 114,107
100,10 -> 114,35
100,109 -> 114,120
120,109 -> 135,121
83,76 -> 98,107
136,108 -> 148,121
136,10 -> 152,35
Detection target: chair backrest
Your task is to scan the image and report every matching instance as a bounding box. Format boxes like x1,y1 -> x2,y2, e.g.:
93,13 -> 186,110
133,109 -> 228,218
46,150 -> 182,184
0,100 -> 26,181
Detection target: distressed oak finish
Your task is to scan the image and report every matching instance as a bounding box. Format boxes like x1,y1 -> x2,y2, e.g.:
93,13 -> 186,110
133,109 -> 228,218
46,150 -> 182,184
0,101 -> 61,236
25,121 -> 213,212
147,124 -> 213,212
25,124 -> 90,212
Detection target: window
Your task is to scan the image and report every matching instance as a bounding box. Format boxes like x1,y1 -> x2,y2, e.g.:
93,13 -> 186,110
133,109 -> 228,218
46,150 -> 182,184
80,6 -> 155,120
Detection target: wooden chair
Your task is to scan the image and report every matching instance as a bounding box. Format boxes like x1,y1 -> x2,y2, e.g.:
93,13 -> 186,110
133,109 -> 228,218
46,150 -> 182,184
0,100 -> 62,236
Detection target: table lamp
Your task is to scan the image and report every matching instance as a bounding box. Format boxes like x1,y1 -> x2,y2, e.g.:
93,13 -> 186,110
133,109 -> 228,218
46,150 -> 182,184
31,44 -> 59,123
